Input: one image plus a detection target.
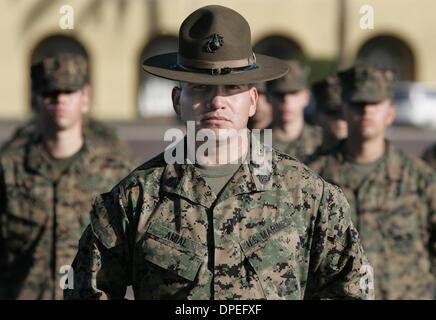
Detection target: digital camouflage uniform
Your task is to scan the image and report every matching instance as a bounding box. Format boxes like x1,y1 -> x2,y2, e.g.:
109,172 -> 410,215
422,144 -> 436,171
0,54 -> 134,299
0,117 -> 133,158
270,124 -> 322,164
308,64 -> 436,299
64,137 -> 373,300
267,61 -> 323,163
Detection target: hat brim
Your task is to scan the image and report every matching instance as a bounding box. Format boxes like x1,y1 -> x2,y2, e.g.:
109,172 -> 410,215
142,53 -> 289,85
348,92 -> 389,104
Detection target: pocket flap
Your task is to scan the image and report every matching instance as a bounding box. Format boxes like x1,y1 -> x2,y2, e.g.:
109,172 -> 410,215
144,236 -> 203,281
143,221 -> 206,281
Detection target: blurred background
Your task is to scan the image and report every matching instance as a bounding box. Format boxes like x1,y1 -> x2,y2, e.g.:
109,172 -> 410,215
1,0 -> 436,164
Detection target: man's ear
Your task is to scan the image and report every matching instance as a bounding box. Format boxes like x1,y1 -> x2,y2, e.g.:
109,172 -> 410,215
301,90 -> 311,109
81,85 -> 91,114
248,86 -> 258,117
172,86 -> 181,117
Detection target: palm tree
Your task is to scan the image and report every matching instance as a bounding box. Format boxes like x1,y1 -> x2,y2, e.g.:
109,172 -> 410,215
21,0 -> 158,36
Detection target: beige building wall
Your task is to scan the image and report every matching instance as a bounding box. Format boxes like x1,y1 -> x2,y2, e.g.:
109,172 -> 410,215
0,0 -> 434,121
344,0 -> 436,82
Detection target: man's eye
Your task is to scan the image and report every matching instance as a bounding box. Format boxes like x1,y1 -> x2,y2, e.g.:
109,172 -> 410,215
192,85 -> 208,91
226,85 -> 241,90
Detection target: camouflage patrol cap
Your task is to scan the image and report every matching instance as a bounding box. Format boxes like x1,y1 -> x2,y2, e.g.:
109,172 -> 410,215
267,60 -> 309,93
312,75 -> 343,113
31,53 -> 89,93
338,63 -> 394,104
254,82 -> 267,93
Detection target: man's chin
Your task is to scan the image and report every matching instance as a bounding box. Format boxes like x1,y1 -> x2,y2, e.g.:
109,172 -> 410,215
359,131 -> 378,141
52,120 -> 76,131
197,126 -> 243,141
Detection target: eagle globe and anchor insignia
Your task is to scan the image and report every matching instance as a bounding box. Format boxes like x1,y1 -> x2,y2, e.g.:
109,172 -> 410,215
204,33 -> 224,53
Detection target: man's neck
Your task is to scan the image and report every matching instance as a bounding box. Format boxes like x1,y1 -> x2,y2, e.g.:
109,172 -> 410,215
194,130 -> 249,166
42,124 -> 84,159
345,135 -> 386,163
272,117 -> 304,141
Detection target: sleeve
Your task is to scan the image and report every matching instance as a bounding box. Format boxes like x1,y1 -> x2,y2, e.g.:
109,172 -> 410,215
64,189 -> 133,300
307,156 -> 325,175
428,192 -> 436,299
423,172 -> 436,280
422,146 -> 436,171
0,163 -> 8,299
304,181 -> 375,300
0,162 -> 5,243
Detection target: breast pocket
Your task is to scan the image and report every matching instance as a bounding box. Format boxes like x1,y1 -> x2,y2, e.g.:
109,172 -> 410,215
4,211 -> 47,252
240,220 -> 303,300
138,222 -> 206,298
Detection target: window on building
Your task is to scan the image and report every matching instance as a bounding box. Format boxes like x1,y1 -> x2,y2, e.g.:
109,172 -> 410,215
31,35 -> 88,64
138,36 -> 178,118
253,35 -> 304,62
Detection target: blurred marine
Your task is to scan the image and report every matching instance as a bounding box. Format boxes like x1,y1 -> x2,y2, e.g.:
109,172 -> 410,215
267,61 -> 322,163
0,53 -> 134,299
309,63 -> 436,299
312,75 -> 348,154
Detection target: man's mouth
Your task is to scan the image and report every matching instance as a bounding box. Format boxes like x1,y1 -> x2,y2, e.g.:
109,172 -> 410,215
201,114 -> 230,122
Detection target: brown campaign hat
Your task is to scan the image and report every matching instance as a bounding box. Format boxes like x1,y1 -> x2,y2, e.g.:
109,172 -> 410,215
142,5 -> 289,85
31,53 -> 89,93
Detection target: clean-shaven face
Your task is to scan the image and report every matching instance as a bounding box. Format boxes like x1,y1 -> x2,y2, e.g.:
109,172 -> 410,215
269,90 -> 310,124
172,83 -> 258,135
37,86 -> 90,131
345,99 -> 395,141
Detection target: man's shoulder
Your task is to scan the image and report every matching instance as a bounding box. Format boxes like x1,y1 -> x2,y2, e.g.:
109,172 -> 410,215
304,124 -> 323,139
272,148 -> 325,190
391,145 -> 436,179
89,152 -> 168,246
0,134 -> 29,166
306,144 -> 342,172
86,139 -> 134,169
109,152 -> 168,194
272,149 -> 350,219
422,142 -> 436,159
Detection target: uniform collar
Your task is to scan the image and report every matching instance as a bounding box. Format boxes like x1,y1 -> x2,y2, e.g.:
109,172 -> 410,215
161,133 -> 274,208
25,132 -> 94,181
325,139 -> 402,189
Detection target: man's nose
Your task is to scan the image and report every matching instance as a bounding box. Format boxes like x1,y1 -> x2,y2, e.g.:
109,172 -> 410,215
208,86 -> 226,109
362,104 -> 376,115
55,92 -> 73,105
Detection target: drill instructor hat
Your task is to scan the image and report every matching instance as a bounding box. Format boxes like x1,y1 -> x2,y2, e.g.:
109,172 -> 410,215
142,5 -> 289,85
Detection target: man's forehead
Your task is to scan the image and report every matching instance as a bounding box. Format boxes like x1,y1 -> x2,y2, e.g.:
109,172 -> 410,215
348,98 -> 393,107
179,82 -> 252,87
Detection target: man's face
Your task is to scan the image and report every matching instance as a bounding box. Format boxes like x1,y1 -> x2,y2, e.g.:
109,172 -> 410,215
345,99 -> 395,141
269,90 -> 310,124
36,85 -> 90,131
317,109 -> 348,140
172,83 -> 258,135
